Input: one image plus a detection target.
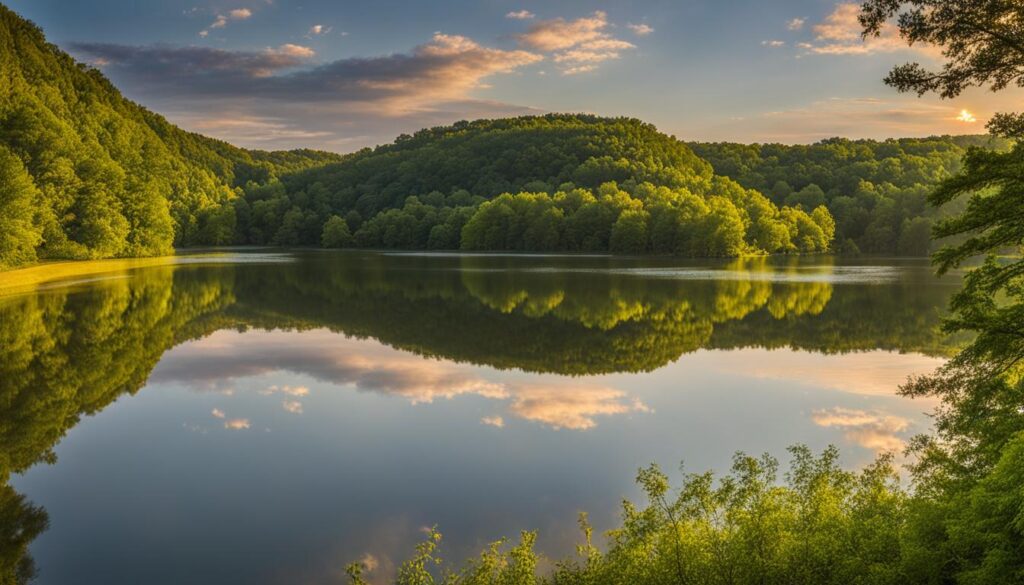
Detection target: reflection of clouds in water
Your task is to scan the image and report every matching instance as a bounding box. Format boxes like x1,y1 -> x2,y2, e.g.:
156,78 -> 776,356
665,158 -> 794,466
224,418 -> 251,430
153,329 -> 648,430
510,386 -> 650,430
699,348 -> 944,400
358,552 -> 380,573
811,407 -> 911,453
211,408 -> 225,419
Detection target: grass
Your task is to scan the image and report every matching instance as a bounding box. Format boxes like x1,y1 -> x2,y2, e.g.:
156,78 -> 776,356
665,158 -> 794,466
0,255 -> 185,297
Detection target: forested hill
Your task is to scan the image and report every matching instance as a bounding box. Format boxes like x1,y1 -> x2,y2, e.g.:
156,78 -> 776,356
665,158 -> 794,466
690,136 -> 1012,255
0,4 -> 339,270
239,115 -> 836,256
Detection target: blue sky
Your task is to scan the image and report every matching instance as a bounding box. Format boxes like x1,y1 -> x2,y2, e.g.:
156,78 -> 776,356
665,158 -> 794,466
8,0 -> 1015,151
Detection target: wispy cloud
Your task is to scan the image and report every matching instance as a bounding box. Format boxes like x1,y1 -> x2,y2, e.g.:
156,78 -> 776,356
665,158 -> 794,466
787,17 -> 805,31
481,415 -> 505,428
516,11 -> 635,75
201,6 -> 254,37
282,400 -> 304,414
802,3 -> 936,57
517,11 -> 609,51
308,24 -> 332,36
262,385 -> 310,397
505,10 -> 535,20
762,40 -> 785,48
627,23 -> 654,36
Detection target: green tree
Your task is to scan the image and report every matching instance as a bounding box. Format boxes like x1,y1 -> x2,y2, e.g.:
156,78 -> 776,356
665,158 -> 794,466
0,146 -> 41,269
321,215 -> 354,248
609,210 -> 649,254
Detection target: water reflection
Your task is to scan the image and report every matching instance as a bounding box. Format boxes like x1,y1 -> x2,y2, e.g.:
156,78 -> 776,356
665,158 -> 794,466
0,251 -> 958,584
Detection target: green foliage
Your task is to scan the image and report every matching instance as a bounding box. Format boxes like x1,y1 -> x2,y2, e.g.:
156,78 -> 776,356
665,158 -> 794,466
691,135 -> 1012,255
367,447 -> 914,585
0,145 -> 41,270
321,215 -> 354,248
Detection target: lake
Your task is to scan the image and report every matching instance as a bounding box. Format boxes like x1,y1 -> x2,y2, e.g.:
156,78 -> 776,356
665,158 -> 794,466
0,251 -> 960,584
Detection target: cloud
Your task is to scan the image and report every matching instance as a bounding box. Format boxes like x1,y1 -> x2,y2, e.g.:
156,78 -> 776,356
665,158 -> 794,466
282,400 -> 304,414
787,18 -> 805,31
762,40 -> 786,48
516,11 -> 636,75
481,415 -> 505,428
627,23 -> 654,36
505,10 -> 535,20
203,6 -> 254,36
70,32 -> 544,149
73,42 -> 316,79
263,384 -> 310,397
211,408 -> 226,419
553,39 -> 636,64
74,33 -> 539,111
802,3 -> 936,56
308,24 -> 332,36
811,407 -> 911,453
269,44 -> 316,59
517,10 -> 609,51
224,418 -> 251,430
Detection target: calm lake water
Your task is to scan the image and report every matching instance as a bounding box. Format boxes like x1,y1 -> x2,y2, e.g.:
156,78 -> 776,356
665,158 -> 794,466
1,251 -> 961,584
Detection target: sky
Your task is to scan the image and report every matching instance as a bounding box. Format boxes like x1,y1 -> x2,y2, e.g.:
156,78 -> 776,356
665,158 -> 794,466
7,0 -> 1019,152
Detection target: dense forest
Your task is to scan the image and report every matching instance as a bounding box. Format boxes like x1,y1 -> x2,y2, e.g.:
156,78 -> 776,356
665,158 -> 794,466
0,4 -> 339,270
225,116 -> 839,257
691,135 -> 1012,256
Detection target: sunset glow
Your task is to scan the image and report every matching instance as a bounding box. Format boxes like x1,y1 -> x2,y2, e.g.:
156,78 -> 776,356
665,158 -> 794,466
956,109 -> 978,123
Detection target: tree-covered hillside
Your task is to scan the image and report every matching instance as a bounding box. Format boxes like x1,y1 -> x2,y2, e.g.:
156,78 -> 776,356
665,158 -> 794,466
0,4 -> 339,270
690,136 -> 1012,256
238,115 -> 836,256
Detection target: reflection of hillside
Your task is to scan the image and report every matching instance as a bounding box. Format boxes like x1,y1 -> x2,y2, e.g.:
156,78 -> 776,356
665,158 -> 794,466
0,266 -> 235,582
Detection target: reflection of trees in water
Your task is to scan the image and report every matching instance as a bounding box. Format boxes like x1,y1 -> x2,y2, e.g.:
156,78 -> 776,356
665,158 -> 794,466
0,267 -> 234,583
0,253 -> 953,581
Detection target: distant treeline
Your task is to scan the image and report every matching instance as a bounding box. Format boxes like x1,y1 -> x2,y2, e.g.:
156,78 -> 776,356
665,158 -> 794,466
237,124 -> 837,257
691,135 -> 1012,256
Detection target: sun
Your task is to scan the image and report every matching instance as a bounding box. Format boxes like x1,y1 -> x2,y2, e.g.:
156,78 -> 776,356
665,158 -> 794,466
956,109 -> 977,123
